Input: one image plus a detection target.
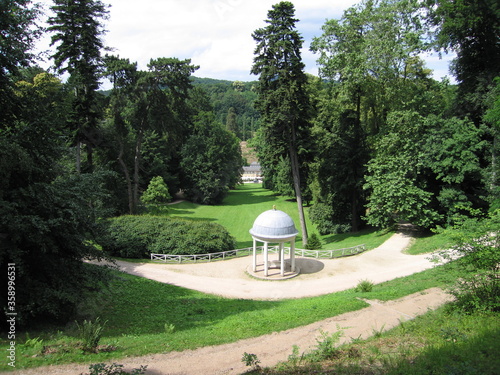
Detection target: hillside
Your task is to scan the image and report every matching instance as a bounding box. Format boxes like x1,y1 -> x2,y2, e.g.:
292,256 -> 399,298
192,77 -> 261,141
240,140 -> 258,164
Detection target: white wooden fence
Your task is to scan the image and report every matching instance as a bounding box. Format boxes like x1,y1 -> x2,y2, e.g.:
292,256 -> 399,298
150,244 -> 366,264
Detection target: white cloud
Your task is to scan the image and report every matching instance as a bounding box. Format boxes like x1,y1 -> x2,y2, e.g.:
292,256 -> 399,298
35,0 -> 453,83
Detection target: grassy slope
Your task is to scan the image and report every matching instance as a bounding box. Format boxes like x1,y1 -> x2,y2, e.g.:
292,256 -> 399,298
251,308 -> 500,374
0,184 -> 462,371
1,264 -> 458,371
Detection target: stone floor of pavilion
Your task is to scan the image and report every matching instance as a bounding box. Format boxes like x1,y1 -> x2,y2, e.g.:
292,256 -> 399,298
246,258 -> 301,280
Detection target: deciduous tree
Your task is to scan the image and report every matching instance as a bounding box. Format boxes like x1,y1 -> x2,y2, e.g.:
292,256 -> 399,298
181,112 -> 243,205
426,0 -> 500,124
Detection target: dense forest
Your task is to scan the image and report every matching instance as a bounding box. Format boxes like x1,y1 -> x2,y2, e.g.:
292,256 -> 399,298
1,0 -> 499,325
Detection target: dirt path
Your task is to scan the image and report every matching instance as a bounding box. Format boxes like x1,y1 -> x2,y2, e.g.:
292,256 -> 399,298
12,288 -> 452,375
10,233 -> 451,375
106,232 -> 434,300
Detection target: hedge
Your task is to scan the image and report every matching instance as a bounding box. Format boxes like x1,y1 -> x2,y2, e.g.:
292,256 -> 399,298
98,215 -> 236,258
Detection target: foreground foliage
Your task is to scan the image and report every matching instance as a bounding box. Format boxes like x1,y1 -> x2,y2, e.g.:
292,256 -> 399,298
82,363 -> 147,375
435,210 -> 500,312
248,308 -> 500,375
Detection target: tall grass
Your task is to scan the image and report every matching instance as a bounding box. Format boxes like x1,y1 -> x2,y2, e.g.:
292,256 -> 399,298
253,308 -> 500,375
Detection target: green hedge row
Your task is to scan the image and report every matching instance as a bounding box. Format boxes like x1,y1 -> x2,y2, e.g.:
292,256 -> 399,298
98,215 -> 236,258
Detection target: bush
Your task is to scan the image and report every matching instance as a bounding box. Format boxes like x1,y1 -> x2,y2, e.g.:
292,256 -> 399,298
76,317 -> 107,353
355,279 -> 374,293
436,210 -> 500,312
305,233 -> 323,250
82,363 -> 147,375
141,176 -> 172,205
98,215 -> 236,258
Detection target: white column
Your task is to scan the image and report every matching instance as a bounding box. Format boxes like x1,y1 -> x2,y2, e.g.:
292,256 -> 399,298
291,239 -> 296,272
264,241 -> 269,277
280,242 -> 285,276
252,237 -> 257,272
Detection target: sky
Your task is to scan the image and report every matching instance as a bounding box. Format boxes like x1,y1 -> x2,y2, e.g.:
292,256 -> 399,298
35,0 -> 454,84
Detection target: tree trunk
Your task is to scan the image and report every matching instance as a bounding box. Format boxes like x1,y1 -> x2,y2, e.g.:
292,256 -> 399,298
289,127 -> 308,245
133,121 -> 145,214
76,140 -> 81,174
118,138 -> 134,214
351,188 -> 360,232
86,143 -> 93,173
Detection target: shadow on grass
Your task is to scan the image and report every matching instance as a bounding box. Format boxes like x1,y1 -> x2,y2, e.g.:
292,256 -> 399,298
99,270 -> 281,338
322,227 -> 387,245
222,184 -> 280,206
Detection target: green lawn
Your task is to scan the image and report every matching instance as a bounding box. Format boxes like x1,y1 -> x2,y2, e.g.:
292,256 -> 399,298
405,230 -> 455,255
164,184 -> 391,250
1,263 -> 459,371
0,184 -> 459,372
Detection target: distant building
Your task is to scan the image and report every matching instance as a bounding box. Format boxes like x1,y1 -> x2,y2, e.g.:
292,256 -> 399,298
242,162 -> 262,182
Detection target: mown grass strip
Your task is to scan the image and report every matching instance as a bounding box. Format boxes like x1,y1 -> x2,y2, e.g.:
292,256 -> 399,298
164,184 -> 392,250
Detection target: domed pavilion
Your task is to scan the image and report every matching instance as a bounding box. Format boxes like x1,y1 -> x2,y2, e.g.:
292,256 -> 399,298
249,206 -> 300,278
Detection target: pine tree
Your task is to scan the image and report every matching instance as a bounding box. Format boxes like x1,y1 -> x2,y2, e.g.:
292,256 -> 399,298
48,0 -> 109,172
251,1 -> 312,244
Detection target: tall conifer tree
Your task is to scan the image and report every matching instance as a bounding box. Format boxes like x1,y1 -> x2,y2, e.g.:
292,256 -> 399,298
251,1 -> 312,244
48,0 -> 109,172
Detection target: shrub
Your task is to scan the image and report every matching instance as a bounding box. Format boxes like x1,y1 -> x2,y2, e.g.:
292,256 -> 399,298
242,352 -> 260,369
82,363 -> 147,375
305,233 -> 323,250
310,330 -> 343,361
355,279 -> 374,293
76,317 -> 107,353
98,215 -> 236,258
141,176 -> 172,206
437,210 -> 500,312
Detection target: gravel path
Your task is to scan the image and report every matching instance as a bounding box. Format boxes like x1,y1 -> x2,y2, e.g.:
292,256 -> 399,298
10,233 -> 452,375
109,232 -> 434,300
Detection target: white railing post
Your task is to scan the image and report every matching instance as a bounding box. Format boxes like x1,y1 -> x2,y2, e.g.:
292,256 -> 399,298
150,244 -> 366,263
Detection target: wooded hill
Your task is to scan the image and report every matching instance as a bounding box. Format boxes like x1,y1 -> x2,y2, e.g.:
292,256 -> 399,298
191,77 -> 261,141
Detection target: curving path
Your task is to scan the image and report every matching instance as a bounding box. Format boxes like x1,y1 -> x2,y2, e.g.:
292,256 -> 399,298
12,289 -> 453,375
11,233 -> 451,375
110,232 -> 435,300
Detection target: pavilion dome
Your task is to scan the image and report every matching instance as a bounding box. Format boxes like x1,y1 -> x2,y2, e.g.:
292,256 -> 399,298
249,208 -> 298,241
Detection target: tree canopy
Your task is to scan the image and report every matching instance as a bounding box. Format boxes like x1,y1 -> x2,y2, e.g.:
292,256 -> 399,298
2,0 -> 499,327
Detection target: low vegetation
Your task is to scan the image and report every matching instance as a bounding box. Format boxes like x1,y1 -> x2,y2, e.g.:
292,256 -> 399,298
244,308 -> 500,374
0,263 -> 458,371
98,215 -> 236,258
